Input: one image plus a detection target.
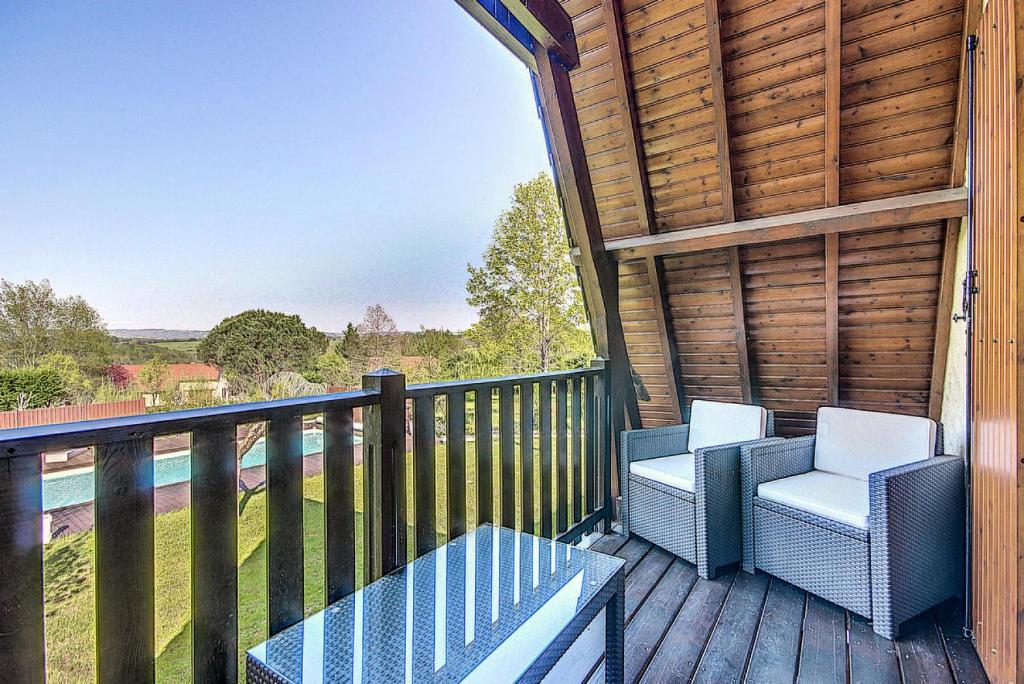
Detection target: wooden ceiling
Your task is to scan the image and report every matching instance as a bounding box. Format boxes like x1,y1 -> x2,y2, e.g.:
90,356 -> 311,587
552,0 -> 967,434
457,0 -> 969,436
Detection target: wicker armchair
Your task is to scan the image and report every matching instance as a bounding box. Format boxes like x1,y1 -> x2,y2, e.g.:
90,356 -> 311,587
619,400 -> 780,579
740,407 -> 964,639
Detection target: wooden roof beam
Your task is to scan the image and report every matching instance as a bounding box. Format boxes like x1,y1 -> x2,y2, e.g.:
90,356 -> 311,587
824,0 -> 841,407
533,42 -> 640,433
594,187 -> 968,259
602,0 -> 683,423
505,0 -> 580,69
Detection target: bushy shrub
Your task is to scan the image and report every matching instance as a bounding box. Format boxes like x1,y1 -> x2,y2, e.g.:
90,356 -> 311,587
0,368 -> 70,410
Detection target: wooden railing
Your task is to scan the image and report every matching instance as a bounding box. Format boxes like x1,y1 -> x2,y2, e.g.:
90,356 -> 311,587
0,361 -> 613,683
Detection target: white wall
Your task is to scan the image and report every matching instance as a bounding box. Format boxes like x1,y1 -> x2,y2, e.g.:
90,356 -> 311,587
940,217 -> 968,455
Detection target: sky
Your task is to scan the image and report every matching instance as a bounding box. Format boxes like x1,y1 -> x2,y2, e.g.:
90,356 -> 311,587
0,1 -> 551,332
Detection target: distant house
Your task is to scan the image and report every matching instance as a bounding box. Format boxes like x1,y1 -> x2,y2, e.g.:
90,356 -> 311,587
121,362 -> 229,407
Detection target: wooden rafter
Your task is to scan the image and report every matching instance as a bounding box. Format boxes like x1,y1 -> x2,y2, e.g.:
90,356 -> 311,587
602,0 -> 683,423
703,0 -> 753,407
824,0 -> 841,407
596,187 -> 968,259
533,42 -> 641,430
950,1 -> 984,188
504,0 -> 579,68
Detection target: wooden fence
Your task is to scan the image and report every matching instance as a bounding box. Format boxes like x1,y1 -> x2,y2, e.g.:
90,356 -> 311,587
0,399 -> 146,430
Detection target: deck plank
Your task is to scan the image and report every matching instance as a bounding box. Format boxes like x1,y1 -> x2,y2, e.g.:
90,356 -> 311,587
897,614 -> 955,684
745,578 -> 805,682
639,571 -> 735,683
624,547 -> 674,621
693,570 -> 770,683
849,612 -> 900,683
933,601 -> 990,684
797,594 -> 848,683
580,533 -> 984,684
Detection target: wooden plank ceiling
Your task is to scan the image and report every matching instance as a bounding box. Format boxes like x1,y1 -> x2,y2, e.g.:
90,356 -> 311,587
558,0 -> 965,433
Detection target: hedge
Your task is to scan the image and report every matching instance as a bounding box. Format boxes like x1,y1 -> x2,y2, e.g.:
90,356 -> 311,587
0,368 -> 70,410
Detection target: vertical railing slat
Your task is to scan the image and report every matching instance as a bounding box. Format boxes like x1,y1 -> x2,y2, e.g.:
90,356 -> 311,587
585,373 -> 598,516
191,423 -> 238,683
324,406 -> 355,603
499,385 -> 515,529
520,382 -> 534,535
555,379 -> 568,535
571,378 -> 582,524
267,413 -> 304,635
362,370 -> 407,578
446,392 -> 467,540
95,437 -> 155,683
475,388 -> 493,526
539,380 -> 553,538
414,396 -> 436,557
0,453 -> 45,683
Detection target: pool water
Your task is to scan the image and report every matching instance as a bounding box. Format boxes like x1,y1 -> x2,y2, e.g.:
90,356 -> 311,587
42,430 -> 348,511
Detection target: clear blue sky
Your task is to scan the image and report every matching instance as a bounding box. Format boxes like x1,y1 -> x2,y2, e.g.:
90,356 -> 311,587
0,1 -> 551,332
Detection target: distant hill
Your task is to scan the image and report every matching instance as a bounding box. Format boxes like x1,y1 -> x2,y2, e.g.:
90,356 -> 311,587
110,329 -> 209,340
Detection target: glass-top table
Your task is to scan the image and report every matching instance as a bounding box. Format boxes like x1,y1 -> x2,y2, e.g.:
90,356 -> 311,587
246,524 -> 625,683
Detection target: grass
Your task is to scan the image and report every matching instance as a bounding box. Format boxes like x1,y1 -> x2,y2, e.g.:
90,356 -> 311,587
151,340 -> 201,355
41,425 -> 588,682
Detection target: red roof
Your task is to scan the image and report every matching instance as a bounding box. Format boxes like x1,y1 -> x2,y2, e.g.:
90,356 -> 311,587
121,363 -> 222,387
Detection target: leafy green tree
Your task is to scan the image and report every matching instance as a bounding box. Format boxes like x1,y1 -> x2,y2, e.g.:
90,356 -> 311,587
136,357 -> 170,398
37,352 -> 94,403
466,173 -> 593,374
0,368 -> 69,410
307,350 -> 355,388
0,279 -> 113,375
198,310 -> 328,398
337,322 -> 360,359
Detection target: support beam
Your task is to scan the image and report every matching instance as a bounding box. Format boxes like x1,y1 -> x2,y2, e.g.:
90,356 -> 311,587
825,233 -> 840,406
928,217 -> 963,419
453,0 -> 536,68
704,0 -> 734,223
505,0 -> 579,68
824,0 -> 841,407
533,42 -> 641,431
602,0 -> 683,423
597,187 -> 968,259
727,248 -> 752,403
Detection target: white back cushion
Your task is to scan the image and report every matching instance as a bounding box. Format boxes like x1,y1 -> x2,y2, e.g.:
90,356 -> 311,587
813,407 -> 936,481
687,400 -> 767,452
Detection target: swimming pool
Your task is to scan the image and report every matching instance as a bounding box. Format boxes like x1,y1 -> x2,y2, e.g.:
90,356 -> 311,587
42,430 -> 351,511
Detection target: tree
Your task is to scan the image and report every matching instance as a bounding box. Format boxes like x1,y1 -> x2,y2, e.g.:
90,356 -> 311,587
0,368 -> 69,410
350,305 -> 400,375
0,279 -> 113,374
135,357 -> 170,398
337,322 -> 360,359
37,352 -> 93,403
308,350 -> 355,388
198,310 -> 328,399
466,173 -> 593,374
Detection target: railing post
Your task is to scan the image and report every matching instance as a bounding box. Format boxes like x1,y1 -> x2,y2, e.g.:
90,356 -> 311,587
362,369 -> 407,579
592,358 -> 615,533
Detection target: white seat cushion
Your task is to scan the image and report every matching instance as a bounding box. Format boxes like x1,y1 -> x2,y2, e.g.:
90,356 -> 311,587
687,400 -> 768,452
630,453 -> 695,493
814,407 -> 936,481
757,470 -> 869,530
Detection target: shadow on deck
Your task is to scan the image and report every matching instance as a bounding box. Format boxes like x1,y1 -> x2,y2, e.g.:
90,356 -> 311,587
586,533 -> 987,683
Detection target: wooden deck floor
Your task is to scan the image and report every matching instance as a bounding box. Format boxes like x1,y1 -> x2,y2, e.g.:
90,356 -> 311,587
583,533 -> 987,683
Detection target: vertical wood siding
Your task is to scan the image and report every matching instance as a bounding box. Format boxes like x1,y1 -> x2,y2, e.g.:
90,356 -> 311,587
971,1 -> 1022,681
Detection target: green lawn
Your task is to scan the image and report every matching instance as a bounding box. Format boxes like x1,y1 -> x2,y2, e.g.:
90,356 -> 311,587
42,433 -> 585,683
151,340 -> 201,355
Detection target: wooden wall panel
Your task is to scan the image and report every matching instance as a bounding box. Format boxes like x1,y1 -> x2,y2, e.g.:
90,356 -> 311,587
662,248 -> 746,420
837,223 -> 944,416
970,1 -> 1022,680
566,0 -> 646,240
740,237 -> 828,434
721,0 -> 827,220
619,258 -> 678,425
838,0 -> 962,203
